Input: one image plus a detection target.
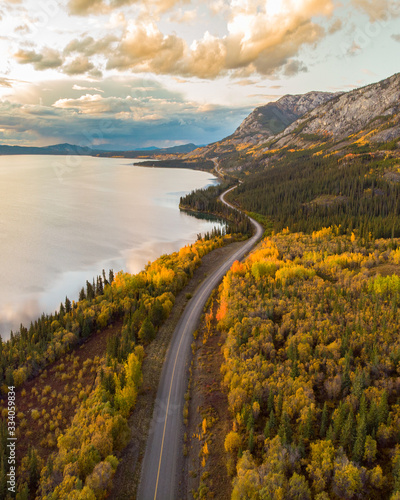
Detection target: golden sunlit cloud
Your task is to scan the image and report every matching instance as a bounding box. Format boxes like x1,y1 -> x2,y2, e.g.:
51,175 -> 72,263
101,0 -> 334,78
2,0 -> 399,148
67,0 -> 183,15
11,0 -> 400,82
351,0 -> 400,21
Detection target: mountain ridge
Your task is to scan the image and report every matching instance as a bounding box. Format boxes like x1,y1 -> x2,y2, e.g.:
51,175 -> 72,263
0,142 -> 198,157
177,72 -> 400,173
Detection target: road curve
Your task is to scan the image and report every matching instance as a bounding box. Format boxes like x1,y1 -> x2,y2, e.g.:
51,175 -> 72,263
137,186 -> 263,500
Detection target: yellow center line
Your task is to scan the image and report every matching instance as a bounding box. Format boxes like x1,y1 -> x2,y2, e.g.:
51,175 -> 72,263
153,284 -> 209,500
152,189 -> 261,500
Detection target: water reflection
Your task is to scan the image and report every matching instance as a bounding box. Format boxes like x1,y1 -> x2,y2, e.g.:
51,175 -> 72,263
0,156 -> 223,340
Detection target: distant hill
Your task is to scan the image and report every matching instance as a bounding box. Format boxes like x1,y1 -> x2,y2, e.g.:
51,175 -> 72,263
0,142 -> 198,157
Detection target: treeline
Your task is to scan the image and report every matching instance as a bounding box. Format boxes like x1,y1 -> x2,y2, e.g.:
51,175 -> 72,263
0,270 -> 115,389
231,150 -> 400,239
216,228 -> 400,499
0,235 -> 233,498
0,237 -> 232,391
180,184 -> 252,236
134,159 -> 215,170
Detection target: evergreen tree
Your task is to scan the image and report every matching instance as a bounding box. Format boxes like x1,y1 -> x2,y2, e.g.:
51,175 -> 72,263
149,300 -> 165,328
278,411 -> 292,445
320,402 -> 329,438
378,391 -> 389,426
353,415 -> 367,463
65,296 -> 72,314
138,317 -> 155,343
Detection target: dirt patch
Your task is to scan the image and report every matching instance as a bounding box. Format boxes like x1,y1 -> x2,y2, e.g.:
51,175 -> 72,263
0,322 -> 121,467
308,194 -> 348,207
108,240 -> 246,500
182,298 -> 231,500
371,263 -> 400,277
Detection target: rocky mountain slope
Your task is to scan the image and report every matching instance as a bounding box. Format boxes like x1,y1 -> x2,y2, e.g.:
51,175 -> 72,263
275,72 -> 400,148
231,91 -> 338,144
175,72 -> 400,172
182,91 -> 338,160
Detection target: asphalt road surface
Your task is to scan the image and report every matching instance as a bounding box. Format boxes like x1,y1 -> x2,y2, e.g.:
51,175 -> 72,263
137,185 -> 263,500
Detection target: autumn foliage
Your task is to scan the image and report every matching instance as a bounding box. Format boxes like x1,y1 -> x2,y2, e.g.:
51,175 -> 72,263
218,228 -> 400,498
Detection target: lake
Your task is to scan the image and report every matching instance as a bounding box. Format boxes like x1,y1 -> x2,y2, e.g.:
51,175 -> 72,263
0,155 -> 223,340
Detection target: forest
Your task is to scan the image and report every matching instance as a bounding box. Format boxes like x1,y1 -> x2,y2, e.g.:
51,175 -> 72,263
215,228 -> 400,499
180,183 -> 252,237
0,233 -> 239,499
229,147 -> 400,240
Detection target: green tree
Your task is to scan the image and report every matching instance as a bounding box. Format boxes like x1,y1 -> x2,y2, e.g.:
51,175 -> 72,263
149,300 -> 165,328
378,391 -> 389,426
138,317 -> 155,343
320,402 -> 329,438
65,296 -> 72,313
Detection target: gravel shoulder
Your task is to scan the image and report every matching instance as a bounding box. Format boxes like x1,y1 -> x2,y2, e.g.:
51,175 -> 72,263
108,239 -> 249,500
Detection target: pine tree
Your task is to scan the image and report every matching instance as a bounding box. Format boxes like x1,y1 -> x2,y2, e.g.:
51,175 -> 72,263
248,429 -> 254,452
378,391 -> 389,426
320,402 -> 329,438
278,411 -> 292,445
150,300 -> 165,328
353,415 -> 367,463
28,447 -> 40,491
138,317 -> 155,343
304,407 -> 313,441
340,409 -> 355,454
65,296 -> 72,314
267,390 -> 274,414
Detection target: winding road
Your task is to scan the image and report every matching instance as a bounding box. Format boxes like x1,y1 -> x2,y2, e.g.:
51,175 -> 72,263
137,185 -> 263,500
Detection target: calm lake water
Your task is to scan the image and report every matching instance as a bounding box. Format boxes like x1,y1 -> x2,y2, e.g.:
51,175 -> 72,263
0,155 -> 223,340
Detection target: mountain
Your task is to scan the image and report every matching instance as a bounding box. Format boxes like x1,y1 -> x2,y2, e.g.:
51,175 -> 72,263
0,143 -> 96,156
158,143 -> 197,154
230,91 -> 339,144
0,142 -> 198,157
176,73 -> 400,174
274,72 -> 400,148
182,91 -> 338,161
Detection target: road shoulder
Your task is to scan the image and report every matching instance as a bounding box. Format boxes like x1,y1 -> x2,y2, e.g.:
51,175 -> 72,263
108,239 -> 248,500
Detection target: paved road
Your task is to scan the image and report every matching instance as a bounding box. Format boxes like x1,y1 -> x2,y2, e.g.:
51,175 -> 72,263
137,186 -> 263,500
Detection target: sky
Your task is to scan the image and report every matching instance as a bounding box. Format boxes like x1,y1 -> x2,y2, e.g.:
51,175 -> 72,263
0,0 -> 399,150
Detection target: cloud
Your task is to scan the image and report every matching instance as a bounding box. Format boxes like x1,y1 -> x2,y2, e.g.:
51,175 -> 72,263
351,0 -> 400,21
67,0 -> 182,15
62,57 -> 94,75
11,0 -> 347,80
0,77 -> 252,149
170,8 -> 197,23
232,79 -> 258,86
106,22 -> 187,74
73,84 -> 104,92
328,18 -> 343,34
14,24 -> 31,34
104,0 -> 334,79
0,78 -> 13,88
283,59 -> 308,76
14,48 -> 63,70
64,35 -> 117,57
14,43 -> 102,76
